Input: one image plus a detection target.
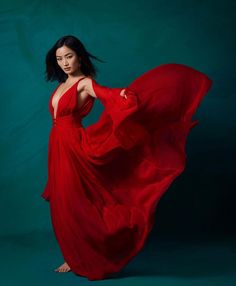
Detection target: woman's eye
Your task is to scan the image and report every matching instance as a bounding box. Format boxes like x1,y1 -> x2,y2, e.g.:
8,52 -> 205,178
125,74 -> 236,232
56,56 -> 72,61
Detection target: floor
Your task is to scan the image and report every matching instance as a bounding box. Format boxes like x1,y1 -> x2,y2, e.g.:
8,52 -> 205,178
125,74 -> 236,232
1,230 -> 236,286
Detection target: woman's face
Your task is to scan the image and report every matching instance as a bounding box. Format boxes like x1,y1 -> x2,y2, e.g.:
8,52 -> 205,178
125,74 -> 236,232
56,45 -> 81,75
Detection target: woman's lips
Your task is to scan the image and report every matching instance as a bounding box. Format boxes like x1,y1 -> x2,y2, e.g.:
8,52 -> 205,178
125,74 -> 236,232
64,67 -> 71,70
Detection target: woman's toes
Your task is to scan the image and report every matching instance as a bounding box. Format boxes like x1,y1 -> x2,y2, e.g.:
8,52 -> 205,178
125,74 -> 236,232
54,262 -> 71,273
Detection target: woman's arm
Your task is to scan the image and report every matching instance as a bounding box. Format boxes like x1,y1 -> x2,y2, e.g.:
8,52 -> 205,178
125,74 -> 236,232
80,77 -> 127,99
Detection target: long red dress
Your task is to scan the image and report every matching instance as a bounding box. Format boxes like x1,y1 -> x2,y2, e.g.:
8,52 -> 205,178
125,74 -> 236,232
41,63 -> 212,280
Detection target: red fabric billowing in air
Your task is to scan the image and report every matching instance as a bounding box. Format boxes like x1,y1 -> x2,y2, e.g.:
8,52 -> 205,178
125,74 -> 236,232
41,63 -> 212,280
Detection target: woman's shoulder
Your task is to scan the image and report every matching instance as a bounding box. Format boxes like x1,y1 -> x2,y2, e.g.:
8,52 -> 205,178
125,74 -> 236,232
79,76 -> 97,98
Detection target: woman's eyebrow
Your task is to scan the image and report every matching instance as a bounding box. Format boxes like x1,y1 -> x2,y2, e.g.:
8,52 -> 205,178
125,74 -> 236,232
56,53 -> 73,58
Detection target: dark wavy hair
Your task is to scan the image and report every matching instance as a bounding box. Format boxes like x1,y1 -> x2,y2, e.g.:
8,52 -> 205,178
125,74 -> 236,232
45,35 -> 105,82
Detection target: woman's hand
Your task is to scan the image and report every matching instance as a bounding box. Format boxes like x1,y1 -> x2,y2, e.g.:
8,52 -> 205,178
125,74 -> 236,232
120,89 -> 127,99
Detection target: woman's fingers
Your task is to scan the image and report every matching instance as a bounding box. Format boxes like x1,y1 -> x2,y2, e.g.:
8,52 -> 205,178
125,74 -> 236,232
120,89 -> 127,99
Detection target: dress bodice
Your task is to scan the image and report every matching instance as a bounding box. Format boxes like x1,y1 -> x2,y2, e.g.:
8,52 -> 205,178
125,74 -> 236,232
49,78 -> 95,127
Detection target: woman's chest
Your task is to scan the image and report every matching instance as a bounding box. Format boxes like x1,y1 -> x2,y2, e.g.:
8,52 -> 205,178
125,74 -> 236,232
50,84 -> 94,117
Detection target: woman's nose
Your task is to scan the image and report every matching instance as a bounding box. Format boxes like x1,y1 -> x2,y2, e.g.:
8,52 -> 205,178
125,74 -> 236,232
63,59 -> 69,66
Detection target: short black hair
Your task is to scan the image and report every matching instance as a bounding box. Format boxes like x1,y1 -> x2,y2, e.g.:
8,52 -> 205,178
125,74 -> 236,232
45,35 -> 105,82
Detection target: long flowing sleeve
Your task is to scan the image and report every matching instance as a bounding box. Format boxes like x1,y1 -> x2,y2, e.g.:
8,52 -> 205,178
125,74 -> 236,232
80,64 -> 212,166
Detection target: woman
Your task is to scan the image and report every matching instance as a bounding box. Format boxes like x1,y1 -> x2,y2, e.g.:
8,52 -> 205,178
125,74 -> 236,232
41,35 -> 212,280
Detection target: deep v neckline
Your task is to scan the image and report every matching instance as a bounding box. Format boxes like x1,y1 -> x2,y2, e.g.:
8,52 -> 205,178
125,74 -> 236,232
52,77 -> 86,119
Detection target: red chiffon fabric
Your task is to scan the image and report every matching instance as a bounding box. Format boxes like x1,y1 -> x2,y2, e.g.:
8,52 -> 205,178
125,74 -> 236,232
41,63 -> 212,280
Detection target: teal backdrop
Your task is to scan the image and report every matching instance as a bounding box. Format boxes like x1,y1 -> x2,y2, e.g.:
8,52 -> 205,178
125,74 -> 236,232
0,0 -> 235,273
0,0 -> 236,286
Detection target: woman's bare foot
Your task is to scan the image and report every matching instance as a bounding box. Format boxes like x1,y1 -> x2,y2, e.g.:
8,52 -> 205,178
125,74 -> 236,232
54,262 -> 71,272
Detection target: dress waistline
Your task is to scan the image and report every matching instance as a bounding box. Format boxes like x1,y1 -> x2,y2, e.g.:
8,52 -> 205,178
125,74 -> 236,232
52,113 -> 83,128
